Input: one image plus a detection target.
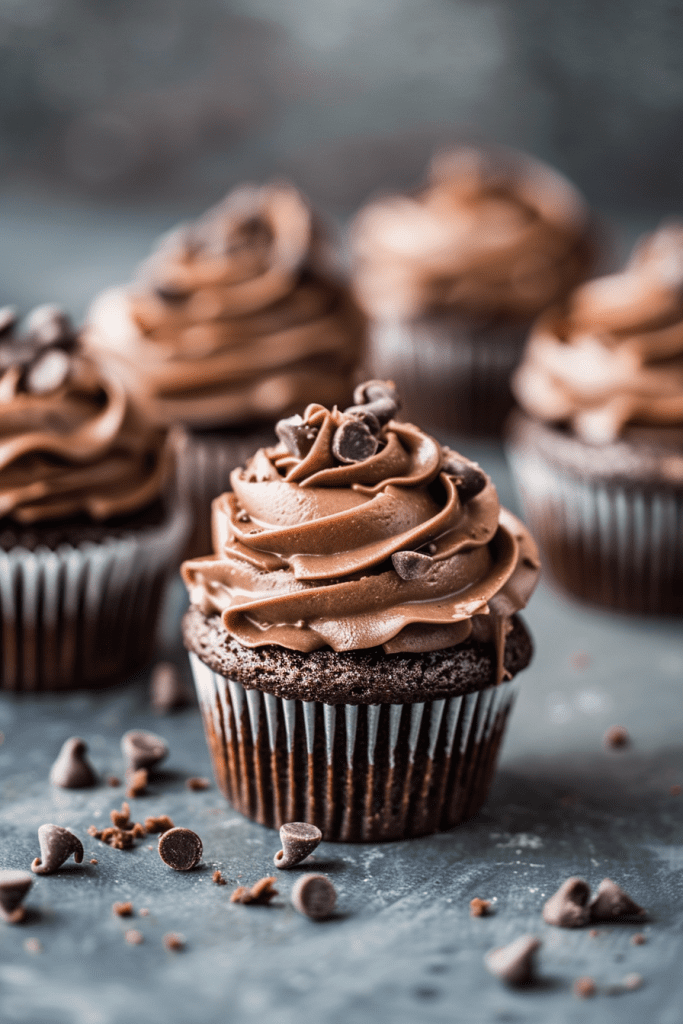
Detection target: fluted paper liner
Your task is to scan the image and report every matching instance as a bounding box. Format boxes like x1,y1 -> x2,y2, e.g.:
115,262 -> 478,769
508,445 -> 683,614
189,652 -> 518,842
0,501 -> 189,691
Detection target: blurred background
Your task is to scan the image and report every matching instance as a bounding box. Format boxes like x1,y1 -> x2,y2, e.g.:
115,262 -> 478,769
1,0 -> 682,316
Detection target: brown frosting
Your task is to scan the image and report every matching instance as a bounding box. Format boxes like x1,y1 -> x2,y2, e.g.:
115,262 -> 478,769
0,306 -> 172,525
512,223 -> 683,444
85,182 -> 365,429
352,146 -> 595,323
182,382 -> 539,671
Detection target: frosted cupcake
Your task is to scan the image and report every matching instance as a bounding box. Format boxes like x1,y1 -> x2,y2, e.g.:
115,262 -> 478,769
182,380 -> 540,841
0,304 -> 188,690
86,182 -> 366,554
352,147 -> 596,437
508,222 -> 683,614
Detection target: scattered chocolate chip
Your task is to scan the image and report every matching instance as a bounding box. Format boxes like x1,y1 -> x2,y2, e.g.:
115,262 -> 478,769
164,932 -> 185,951
186,777 -> 210,792
631,933 -> 646,945
24,347 -> 70,395
150,662 -> 192,714
23,937 -> 42,954
469,897 -> 492,918
113,901 -> 133,917
0,307 -> 17,336
31,824 -> 84,875
0,870 -> 33,922
90,859 -> 98,865
484,935 -> 540,986
345,379 -> 400,426
669,784 -> 681,796
158,828 -> 203,871
49,737 -> 97,789
275,414 -> 319,458
231,877 -> 278,906
107,776 -> 121,787
144,815 -> 174,835
391,550 -> 433,580
274,822 -> 322,869
622,972 -> 643,991
542,877 -> 591,928
125,929 -> 144,945
121,730 -> 168,773
126,769 -> 149,799
603,725 -> 630,749
291,874 -> 336,920
589,879 -> 646,922
331,418 -> 379,464
574,976 -> 597,998
212,870 -> 227,886
24,304 -> 75,349
441,450 -> 488,503
110,802 -> 131,829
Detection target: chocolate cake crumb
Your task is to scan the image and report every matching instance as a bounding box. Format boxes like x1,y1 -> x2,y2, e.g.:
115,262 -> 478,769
589,928 -> 601,938
670,784 -> 682,796
110,802 -> 131,829
144,815 -> 174,834
212,870 -> 227,886
140,908 -> 150,917
622,972 -> 643,991
112,901 -> 133,917
90,859 -> 98,865
107,776 -> 120,787
126,769 -> 148,798
89,826 -> 136,850
469,897 -> 492,918
163,932 -> 185,951
604,725 -> 630,749
158,828 -> 203,871
186,777 -> 210,791
631,933 -> 646,945
24,938 -> 42,954
131,823 -> 146,839
231,877 -> 278,905
574,977 -> 597,998
125,929 -> 144,945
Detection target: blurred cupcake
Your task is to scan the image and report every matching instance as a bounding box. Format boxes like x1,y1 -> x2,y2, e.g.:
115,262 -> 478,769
508,222 -> 683,614
181,380 -> 539,841
85,182 -> 366,555
351,147 -> 597,438
0,304 -> 188,691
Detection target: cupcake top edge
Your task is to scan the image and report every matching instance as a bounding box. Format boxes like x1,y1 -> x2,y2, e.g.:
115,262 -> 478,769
512,221 -> 683,445
350,145 -> 597,323
83,180 -> 366,430
181,380 -> 540,672
0,304 -> 174,526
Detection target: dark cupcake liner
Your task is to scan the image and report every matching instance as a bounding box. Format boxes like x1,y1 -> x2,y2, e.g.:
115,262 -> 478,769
0,500 -> 189,692
189,652 -> 518,842
369,317 -> 530,439
508,443 -> 683,614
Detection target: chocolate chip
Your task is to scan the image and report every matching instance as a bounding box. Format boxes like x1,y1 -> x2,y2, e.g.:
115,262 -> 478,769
275,414 -> 319,458
231,877 -> 278,905
163,932 -> 185,951
291,874 -> 336,920
484,935 -> 540,986
274,822 -> 323,869
573,976 -> 597,998
158,827 -> 202,871
24,347 -> 71,395
391,550 -> 433,580
469,897 -> 492,918
442,451 -> 488,503
0,307 -> 17,337
31,824 -> 84,875
150,662 -> 192,714
121,730 -> 168,772
603,725 -> 630,749
112,901 -> 134,917
49,737 -> 97,789
144,815 -> 174,835
631,933 -> 646,945
186,777 -> 210,791
346,379 -> 400,426
331,418 -> 379,464
542,877 -> 591,928
589,879 -> 646,922
107,776 -> 121,787
24,304 -> 75,350
0,870 -> 33,922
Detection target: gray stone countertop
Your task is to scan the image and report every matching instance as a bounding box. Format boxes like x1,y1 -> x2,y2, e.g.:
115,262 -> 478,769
0,442 -> 681,1024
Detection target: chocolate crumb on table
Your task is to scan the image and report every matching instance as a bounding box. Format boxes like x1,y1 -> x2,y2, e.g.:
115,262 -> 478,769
574,977 -> 597,998
88,826 -> 136,850
110,802 -> 131,828
470,897 -> 492,917
589,928 -> 601,938
603,725 -> 630,749
126,769 -> 149,798
107,776 -> 120,787
140,908 -> 150,917
144,815 -> 174,834
622,972 -> 643,991
163,932 -> 185,951
186,777 -> 210,791
112,901 -> 134,917
670,784 -> 682,796
631,933 -> 646,945
125,929 -> 144,945
89,858 -> 98,865
24,938 -> 42,954
230,877 -> 278,905
212,870 -> 227,886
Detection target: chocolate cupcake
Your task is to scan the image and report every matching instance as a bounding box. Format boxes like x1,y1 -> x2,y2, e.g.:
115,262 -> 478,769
0,305 -> 189,691
85,182 -> 366,555
351,147 -> 597,438
508,222 -> 683,614
182,381 -> 540,841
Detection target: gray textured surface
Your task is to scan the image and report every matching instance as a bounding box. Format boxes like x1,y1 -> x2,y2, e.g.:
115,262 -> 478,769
0,443 -> 681,1024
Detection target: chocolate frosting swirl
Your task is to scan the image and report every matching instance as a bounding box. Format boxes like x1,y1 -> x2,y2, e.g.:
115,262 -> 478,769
352,147 -> 595,323
85,182 -> 365,428
182,385 -> 539,672
513,223 -> 683,443
0,306 -> 172,524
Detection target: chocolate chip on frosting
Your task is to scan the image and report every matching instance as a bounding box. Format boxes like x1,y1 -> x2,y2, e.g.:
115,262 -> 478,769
0,870 -> 33,923
49,737 -> 98,789
121,730 -> 168,773
275,414 -> 319,458
158,827 -> 203,871
391,550 -> 434,580
31,824 -> 84,875
345,379 -> 400,426
274,822 -> 322,869
484,935 -> 541,986
331,418 -> 379,464
589,879 -> 646,922
442,451 -> 488,504
542,877 -> 591,928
